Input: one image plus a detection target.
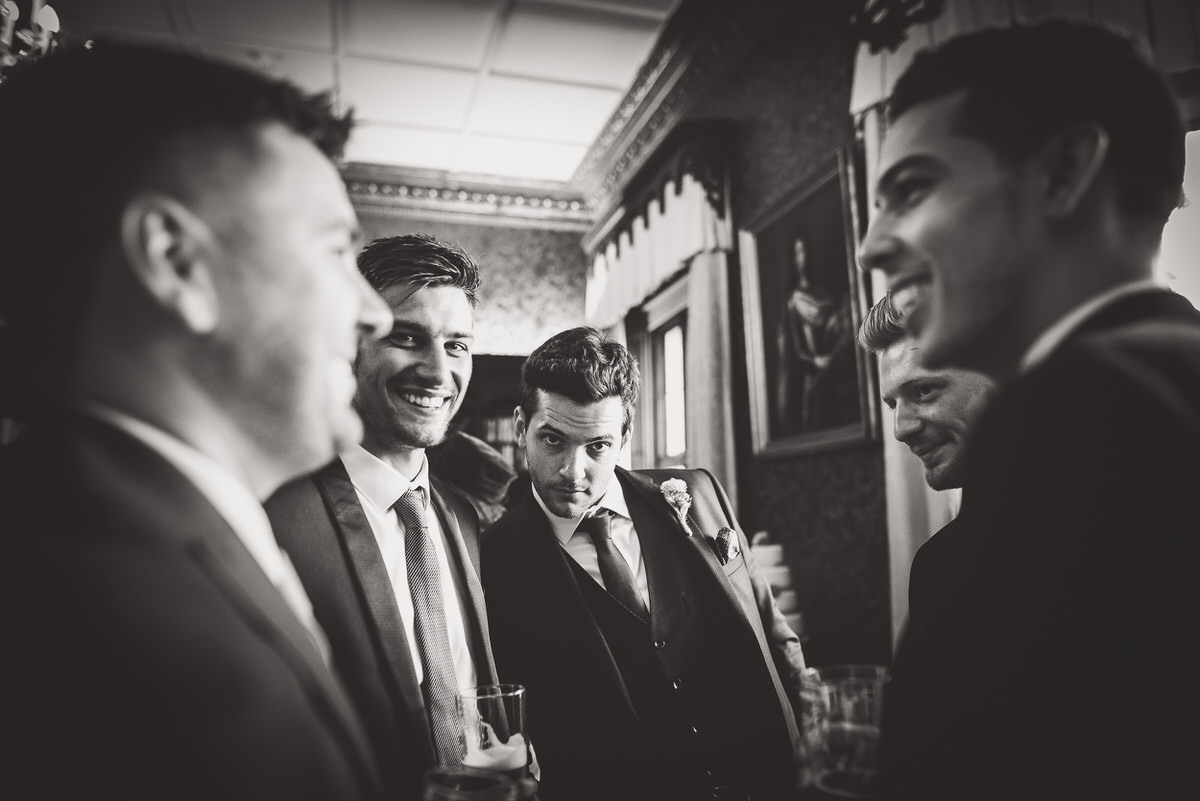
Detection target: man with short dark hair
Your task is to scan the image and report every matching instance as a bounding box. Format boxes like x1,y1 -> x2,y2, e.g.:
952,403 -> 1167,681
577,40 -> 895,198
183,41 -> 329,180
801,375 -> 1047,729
266,234 -> 500,801
0,43 -> 391,800
858,293 -> 994,493
858,21 -> 1200,800
483,326 -> 805,801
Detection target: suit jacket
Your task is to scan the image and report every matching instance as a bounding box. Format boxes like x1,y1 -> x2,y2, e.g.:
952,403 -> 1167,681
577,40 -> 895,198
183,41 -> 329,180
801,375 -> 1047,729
266,458 -> 498,801
483,466 -> 804,801
0,412 -> 383,801
882,290 -> 1200,801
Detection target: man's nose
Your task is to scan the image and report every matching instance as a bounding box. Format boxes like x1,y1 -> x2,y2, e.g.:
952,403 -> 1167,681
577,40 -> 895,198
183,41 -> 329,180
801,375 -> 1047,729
857,213 -> 896,276
893,404 -> 922,444
558,448 -> 587,483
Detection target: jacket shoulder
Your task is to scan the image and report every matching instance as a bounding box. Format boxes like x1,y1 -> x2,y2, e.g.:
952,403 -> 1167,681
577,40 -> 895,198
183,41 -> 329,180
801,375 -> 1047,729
431,475 -> 479,533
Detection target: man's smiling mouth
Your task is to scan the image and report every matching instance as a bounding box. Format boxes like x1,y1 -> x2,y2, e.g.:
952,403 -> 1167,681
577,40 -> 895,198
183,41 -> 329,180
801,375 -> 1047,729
398,391 -> 451,410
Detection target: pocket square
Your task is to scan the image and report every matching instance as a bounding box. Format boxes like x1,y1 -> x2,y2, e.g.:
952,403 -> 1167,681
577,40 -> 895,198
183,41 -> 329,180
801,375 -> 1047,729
713,526 -> 742,565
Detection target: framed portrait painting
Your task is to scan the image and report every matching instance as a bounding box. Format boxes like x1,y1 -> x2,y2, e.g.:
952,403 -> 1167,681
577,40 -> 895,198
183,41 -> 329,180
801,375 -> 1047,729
739,150 -> 878,456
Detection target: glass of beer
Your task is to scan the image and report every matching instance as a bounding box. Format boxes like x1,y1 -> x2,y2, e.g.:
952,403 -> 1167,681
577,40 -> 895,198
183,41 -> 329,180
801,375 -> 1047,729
458,684 -> 529,779
799,665 -> 887,798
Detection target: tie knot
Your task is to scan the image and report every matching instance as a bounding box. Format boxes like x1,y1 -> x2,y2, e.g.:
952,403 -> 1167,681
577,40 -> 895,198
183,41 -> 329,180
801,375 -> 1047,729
392,487 -> 427,531
576,510 -> 613,544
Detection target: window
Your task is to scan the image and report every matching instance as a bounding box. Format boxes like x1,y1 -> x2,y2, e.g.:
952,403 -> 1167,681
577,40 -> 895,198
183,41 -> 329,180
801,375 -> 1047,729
653,313 -> 688,467
628,274 -> 690,469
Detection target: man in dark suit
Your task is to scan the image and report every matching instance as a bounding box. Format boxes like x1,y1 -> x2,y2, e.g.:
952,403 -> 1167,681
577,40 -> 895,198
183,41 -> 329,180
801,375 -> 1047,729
0,44 -> 392,799
266,234 -> 499,800
483,327 -> 806,801
857,21 -> 1200,800
857,292 -> 994,621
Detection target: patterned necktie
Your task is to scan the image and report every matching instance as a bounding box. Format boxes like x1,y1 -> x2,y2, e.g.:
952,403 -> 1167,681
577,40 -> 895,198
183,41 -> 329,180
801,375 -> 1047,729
576,509 -> 649,622
393,487 -> 464,768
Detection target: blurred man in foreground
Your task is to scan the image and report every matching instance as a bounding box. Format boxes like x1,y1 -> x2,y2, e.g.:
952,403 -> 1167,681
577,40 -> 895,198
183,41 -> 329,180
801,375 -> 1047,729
483,327 -> 805,801
0,43 -> 391,800
858,21 -> 1200,800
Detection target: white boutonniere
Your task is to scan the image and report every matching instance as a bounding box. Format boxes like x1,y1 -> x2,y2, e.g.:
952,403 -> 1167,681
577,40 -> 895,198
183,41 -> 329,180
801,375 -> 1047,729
660,478 -> 693,535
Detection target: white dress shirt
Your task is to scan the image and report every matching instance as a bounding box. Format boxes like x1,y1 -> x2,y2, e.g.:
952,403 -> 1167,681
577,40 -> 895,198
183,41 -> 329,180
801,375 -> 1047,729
1019,280 -> 1162,374
534,478 -> 651,608
76,401 -> 329,661
340,444 -> 477,693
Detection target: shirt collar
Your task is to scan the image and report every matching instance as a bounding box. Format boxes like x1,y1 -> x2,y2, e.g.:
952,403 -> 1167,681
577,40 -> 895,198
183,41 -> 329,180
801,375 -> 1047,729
1019,280 -> 1161,375
75,400 -> 286,583
340,443 -> 430,512
535,474 -> 631,546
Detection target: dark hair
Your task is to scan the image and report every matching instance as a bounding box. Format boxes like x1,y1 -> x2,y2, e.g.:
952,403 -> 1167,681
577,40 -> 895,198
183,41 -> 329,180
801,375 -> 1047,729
357,234 -> 481,307
857,293 -> 907,353
519,327 -> 640,433
0,41 -> 352,391
889,21 -> 1185,226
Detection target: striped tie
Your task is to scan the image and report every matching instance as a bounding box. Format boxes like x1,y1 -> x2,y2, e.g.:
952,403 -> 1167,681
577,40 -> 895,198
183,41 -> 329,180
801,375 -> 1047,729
393,487 -> 464,768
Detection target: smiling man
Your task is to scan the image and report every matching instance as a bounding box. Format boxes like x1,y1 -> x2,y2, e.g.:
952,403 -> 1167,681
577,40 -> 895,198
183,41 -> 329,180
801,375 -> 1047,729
857,22 -> 1200,801
858,293 -> 994,493
482,327 -> 805,801
266,234 -> 499,801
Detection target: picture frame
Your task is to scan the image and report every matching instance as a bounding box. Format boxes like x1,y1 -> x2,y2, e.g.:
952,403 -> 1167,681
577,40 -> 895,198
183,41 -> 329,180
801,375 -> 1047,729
739,149 -> 878,456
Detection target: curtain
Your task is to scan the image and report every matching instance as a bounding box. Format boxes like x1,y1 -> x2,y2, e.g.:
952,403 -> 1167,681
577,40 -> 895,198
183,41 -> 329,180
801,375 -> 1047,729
685,250 -> 737,509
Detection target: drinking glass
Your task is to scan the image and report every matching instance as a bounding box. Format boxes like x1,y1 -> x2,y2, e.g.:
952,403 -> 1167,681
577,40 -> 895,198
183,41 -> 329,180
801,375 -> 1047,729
800,665 -> 887,798
459,683 -> 529,779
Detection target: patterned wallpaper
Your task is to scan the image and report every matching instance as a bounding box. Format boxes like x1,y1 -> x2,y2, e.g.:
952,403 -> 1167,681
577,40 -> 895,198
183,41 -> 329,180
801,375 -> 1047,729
685,1 -> 892,666
356,215 -> 588,357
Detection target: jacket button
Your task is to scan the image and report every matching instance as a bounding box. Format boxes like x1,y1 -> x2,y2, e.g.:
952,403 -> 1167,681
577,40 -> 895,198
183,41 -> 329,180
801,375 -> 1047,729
654,639 -> 666,650
691,724 -> 700,734
672,679 -> 683,690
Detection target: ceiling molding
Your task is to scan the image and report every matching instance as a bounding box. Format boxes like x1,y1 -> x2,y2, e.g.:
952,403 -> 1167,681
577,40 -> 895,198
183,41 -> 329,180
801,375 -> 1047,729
571,0 -> 777,213
344,167 -> 594,231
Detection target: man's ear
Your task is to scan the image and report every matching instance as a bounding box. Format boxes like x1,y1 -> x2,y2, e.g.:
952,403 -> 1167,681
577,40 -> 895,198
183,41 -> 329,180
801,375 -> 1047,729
120,193 -> 219,334
513,406 -> 527,447
1035,122 -> 1110,219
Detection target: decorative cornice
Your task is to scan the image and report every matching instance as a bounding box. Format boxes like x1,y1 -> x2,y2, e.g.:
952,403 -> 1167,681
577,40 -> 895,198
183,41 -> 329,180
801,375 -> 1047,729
582,121 -> 734,255
572,0 -> 783,216
342,167 -> 594,230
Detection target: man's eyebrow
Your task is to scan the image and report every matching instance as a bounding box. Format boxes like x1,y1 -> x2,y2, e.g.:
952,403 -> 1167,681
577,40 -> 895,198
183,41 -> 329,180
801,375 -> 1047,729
874,154 -> 936,203
535,422 -> 566,438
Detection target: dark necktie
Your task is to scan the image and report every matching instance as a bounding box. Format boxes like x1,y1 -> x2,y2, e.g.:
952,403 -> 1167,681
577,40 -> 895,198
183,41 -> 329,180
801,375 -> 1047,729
393,487 -> 464,768
576,510 -> 649,622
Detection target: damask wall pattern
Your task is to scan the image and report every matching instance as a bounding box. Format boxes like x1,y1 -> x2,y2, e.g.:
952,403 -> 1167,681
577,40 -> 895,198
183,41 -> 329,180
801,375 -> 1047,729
357,215 -> 588,357
684,1 -> 891,666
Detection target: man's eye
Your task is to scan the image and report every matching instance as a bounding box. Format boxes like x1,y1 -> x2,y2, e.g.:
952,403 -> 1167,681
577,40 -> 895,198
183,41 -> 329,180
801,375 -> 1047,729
587,442 -> 610,456
889,175 -> 929,209
542,434 -> 562,446
447,341 -> 470,355
914,384 -> 939,400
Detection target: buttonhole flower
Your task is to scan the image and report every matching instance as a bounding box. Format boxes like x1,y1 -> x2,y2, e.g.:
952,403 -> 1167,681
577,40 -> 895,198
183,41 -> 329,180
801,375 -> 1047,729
660,478 -> 693,536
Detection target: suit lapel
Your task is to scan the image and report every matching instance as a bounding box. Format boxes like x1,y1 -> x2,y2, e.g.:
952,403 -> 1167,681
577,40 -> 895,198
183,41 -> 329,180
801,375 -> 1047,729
79,422 -> 379,788
430,479 -> 498,684
619,468 -> 750,629
315,462 -> 430,751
